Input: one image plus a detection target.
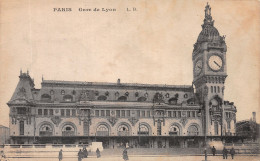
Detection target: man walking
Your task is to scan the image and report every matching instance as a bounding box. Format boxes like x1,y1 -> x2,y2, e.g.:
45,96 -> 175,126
212,146 -> 216,156
58,149 -> 63,161
230,147 -> 235,159
222,147 -> 228,159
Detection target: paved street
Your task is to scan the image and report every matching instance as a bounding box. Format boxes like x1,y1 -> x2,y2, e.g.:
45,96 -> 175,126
3,155 -> 259,161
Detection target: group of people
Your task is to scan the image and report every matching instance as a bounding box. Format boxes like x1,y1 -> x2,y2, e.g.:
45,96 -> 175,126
211,146 -> 236,159
58,148 -> 101,161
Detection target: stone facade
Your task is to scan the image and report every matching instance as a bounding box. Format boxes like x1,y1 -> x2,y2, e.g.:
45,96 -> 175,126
7,3 -> 236,148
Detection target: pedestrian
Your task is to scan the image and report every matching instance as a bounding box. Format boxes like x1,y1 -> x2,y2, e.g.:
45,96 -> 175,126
230,147 -> 235,159
78,149 -> 83,161
222,147 -> 228,159
58,149 -> 63,161
122,149 -> 129,161
83,147 -> 88,158
96,148 -> 101,158
212,146 -> 216,156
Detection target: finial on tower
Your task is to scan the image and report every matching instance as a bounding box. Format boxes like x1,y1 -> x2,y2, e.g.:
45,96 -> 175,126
202,2 -> 214,28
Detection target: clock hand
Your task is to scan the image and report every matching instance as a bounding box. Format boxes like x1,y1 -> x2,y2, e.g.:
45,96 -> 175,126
214,61 -> 221,68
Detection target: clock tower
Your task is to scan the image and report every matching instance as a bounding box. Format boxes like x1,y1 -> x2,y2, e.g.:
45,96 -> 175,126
192,3 -> 227,136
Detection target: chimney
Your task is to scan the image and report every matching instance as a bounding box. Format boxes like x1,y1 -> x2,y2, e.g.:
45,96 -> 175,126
117,78 -> 121,84
252,112 -> 256,122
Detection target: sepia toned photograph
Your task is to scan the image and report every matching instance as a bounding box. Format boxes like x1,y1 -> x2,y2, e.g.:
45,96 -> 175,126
0,0 -> 259,161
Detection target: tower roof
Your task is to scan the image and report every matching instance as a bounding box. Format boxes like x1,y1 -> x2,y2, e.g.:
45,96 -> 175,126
197,3 -> 221,43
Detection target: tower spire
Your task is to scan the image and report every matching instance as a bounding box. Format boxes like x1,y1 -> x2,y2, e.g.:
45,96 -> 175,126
202,2 -> 214,28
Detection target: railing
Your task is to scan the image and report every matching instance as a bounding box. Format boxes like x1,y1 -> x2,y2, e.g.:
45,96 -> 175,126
137,131 -> 149,135
96,131 -> 109,136
169,132 -> 178,136
118,131 -> 130,136
39,131 -> 53,136
62,131 -> 75,136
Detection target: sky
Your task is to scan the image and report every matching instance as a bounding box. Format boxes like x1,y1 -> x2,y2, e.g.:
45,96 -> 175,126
0,0 -> 259,127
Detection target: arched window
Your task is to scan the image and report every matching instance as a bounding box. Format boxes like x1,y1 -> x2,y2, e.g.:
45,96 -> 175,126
63,95 -> 73,102
97,95 -> 107,101
41,94 -> 51,102
62,124 -> 75,136
118,96 -> 127,101
96,124 -> 109,136
118,124 -> 130,136
169,125 -> 180,136
187,125 -> 199,136
39,124 -> 53,136
138,124 -> 149,135
137,97 -> 147,102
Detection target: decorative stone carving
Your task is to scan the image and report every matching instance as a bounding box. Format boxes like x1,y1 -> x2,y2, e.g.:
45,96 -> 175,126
51,116 -> 62,127
128,117 -> 139,126
108,117 -> 118,126
180,118 -> 188,126
17,87 -> 26,98
204,86 -> 208,96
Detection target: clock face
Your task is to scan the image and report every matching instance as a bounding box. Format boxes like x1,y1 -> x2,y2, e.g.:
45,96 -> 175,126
208,55 -> 223,71
195,60 -> 203,75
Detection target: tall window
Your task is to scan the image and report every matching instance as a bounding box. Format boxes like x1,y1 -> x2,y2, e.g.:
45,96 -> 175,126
38,109 -> 42,115
173,111 -> 176,117
20,121 -> 24,136
147,111 -> 150,117
126,110 -> 130,117
217,86 -> 220,93
61,109 -> 65,116
178,111 -> 181,118
214,122 -> 219,135
137,110 -> 140,117
106,110 -> 110,117
168,111 -> 172,117
141,111 -> 145,117
116,110 -> 120,118
44,109 -> 48,116
95,110 -> 100,117
101,110 -> 105,117
227,121 -> 231,129
121,110 -> 125,118
211,86 -> 213,93
72,109 -> 76,116
49,109 -> 53,116
66,109 -> 70,116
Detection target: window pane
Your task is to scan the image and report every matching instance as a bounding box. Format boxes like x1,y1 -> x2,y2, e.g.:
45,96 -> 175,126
44,109 -> 48,116
106,110 -> 110,117
178,111 -> 181,118
187,111 -> 190,117
116,110 -> 120,118
142,111 -> 145,117
121,110 -> 125,117
101,110 -> 105,117
173,111 -> 176,117
147,111 -> 150,117
127,110 -> 130,117
66,109 -> 70,116
38,109 -> 42,115
61,109 -> 65,116
49,109 -> 53,116
137,110 -> 140,117
72,109 -> 76,116
168,111 -> 172,117
95,110 -> 99,117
